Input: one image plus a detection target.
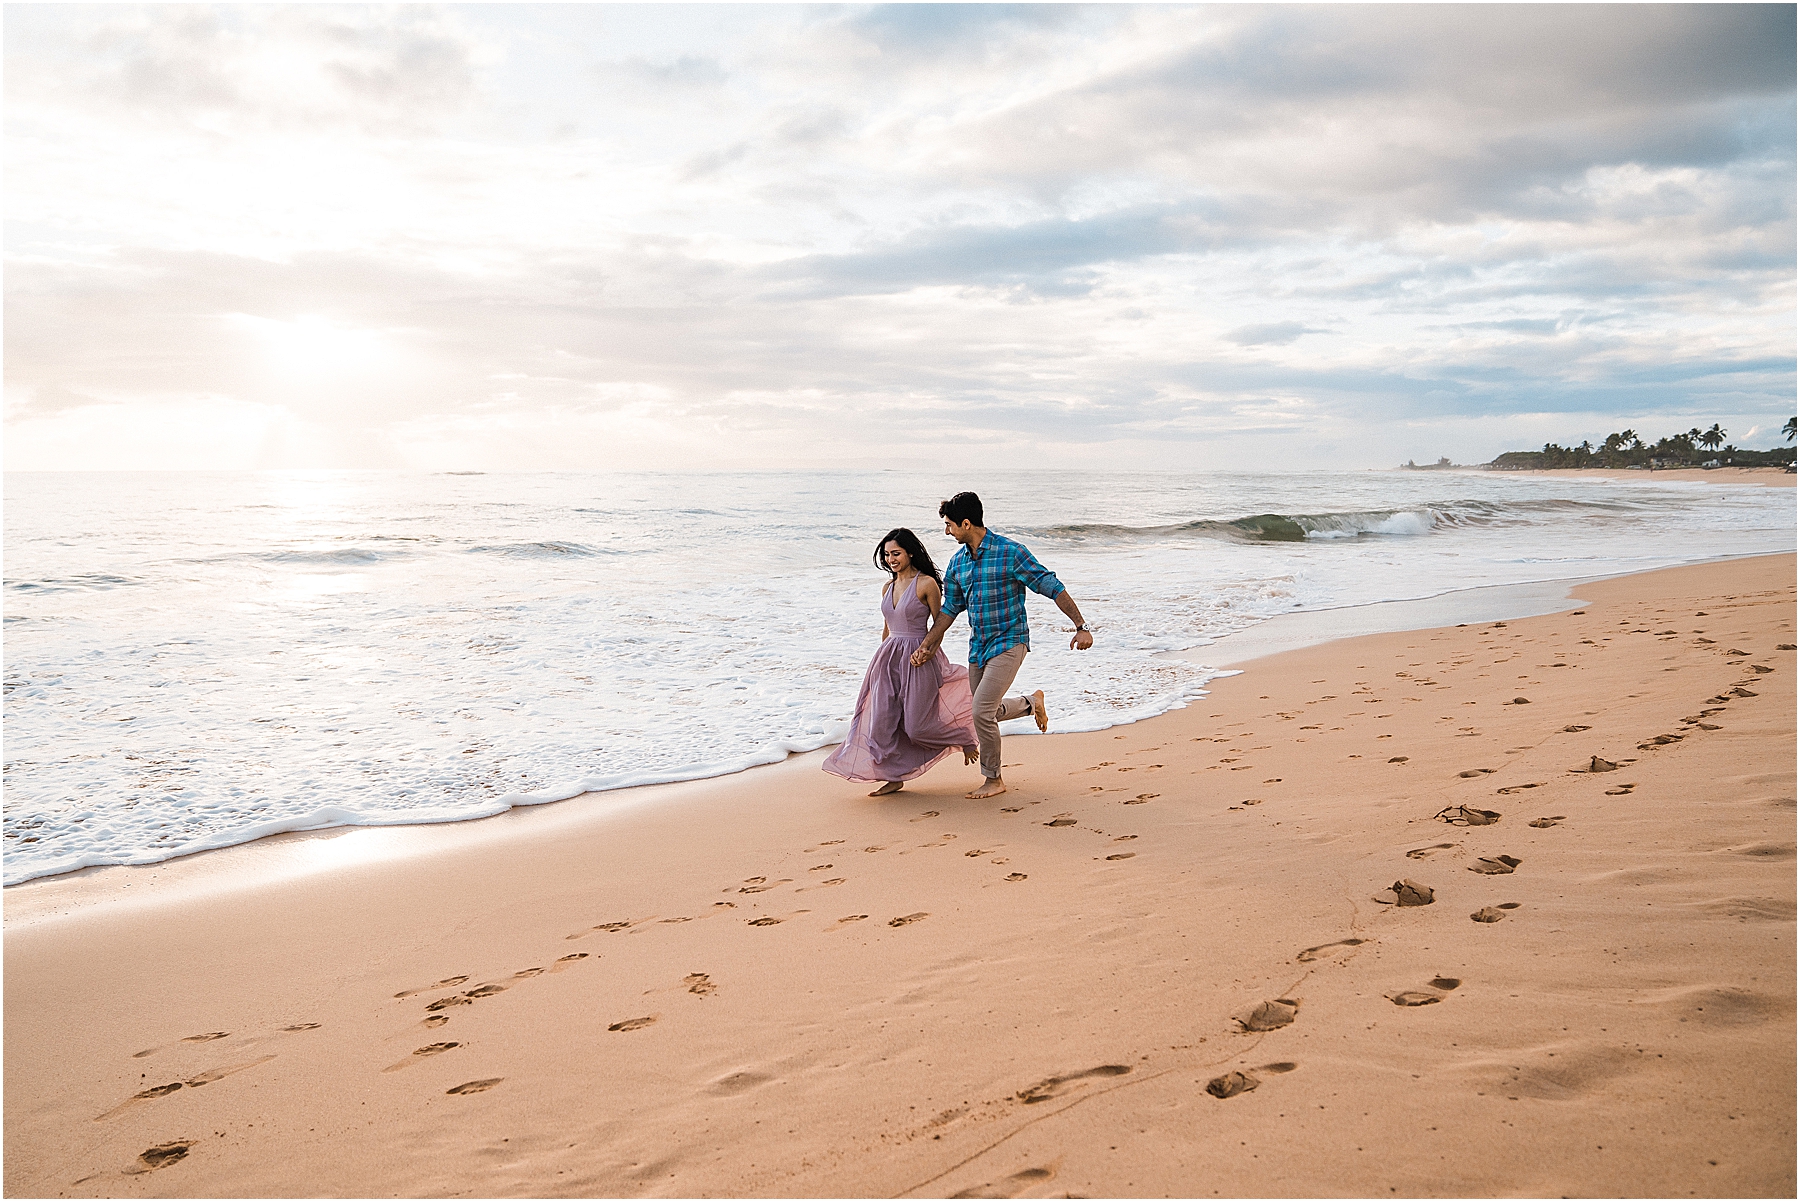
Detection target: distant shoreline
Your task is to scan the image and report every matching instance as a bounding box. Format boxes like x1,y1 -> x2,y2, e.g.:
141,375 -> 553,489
1484,466 -> 1793,487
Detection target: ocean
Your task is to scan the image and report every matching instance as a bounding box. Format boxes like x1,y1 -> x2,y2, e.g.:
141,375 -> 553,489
5,468 -> 1793,886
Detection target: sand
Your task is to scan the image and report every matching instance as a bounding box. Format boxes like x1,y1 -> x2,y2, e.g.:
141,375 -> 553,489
5,554 -> 1794,1198
1489,467 -> 1794,487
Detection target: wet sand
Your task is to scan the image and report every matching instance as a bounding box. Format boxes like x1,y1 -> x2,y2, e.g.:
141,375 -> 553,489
5,554 -> 1794,1198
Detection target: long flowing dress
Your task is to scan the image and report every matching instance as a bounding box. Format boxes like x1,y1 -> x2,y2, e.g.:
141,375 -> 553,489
822,575 -> 978,783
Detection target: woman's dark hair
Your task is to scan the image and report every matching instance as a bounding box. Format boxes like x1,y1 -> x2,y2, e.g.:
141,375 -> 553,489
938,491 -> 983,527
874,527 -> 941,585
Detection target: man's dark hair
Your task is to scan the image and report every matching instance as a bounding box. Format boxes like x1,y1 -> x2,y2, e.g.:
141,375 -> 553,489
938,491 -> 984,527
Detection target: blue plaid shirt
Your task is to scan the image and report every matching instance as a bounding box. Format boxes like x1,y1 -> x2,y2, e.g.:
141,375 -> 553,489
940,530 -> 1066,667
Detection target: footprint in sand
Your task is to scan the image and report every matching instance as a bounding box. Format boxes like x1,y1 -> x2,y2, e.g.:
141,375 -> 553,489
1296,938 -> 1366,963
747,917 -> 782,927
382,1042 -> 461,1072
1458,768 -> 1497,778
1207,1060 -> 1297,1099
1016,1063 -> 1132,1103
551,953 -> 589,973
1373,879 -> 1435,906
1468,855 -> 1522,875
1000,806 -> 1023,813
888,912 -> 930,927
950,1166 -> 1056,1198
1528,816 -> 1567,828
422,1015 -> 450,1028
1005,873 -> 1028,882
1495,783 -> 1543,795
134,1142 -> 194,1171
425,983 -> 507,1012
282,1023 -> 322,1032
135,1030 -> 233,1057
1435,805 -> 1501,826
1562,725 -> 1592,733
608,1016 -> 657,1032
1124,793 -> 1159,805
1407,843 -> 1457,859
685,973 -> 717,996
1390,978 -> 1461,1006
95,1056 -> 277,1120
1205,1071 -> 1256,1098
1471,903 -> 1521,922
446,1078 -> 502,1094
1234,999 -> 1298,1032
909,811 -> 941,822
1105,852 -> 1136,860
1045,816 -> 1076,827
513,967 -> 545,978
829,915 -> 870,930
394,975 -> 470,1000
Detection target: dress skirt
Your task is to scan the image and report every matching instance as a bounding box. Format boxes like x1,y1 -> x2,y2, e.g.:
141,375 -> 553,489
822,634 -> 978,783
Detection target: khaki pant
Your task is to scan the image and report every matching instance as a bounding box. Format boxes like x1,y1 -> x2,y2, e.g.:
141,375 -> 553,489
968,644 -> 1033,780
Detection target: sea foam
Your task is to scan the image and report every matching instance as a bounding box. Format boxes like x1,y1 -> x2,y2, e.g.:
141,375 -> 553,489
4,468 -> 1792,885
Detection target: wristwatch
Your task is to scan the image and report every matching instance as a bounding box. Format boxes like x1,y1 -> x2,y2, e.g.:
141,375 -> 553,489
1075,624 -> 1092,632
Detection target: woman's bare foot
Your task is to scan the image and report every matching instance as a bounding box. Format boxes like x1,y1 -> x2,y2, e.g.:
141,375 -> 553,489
964,749 -> 979,766
868,781 -> 903,797
967,777 -> 1007,799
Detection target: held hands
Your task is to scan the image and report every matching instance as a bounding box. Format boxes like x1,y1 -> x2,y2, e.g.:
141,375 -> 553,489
1070,629 -> 1094,651
910,640 -> 938,667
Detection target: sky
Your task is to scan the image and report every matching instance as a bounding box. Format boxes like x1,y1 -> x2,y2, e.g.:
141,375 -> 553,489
5,3 -> 1795,472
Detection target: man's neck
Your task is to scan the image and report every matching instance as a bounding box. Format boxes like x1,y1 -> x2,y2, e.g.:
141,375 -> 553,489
965,526 -> 988,556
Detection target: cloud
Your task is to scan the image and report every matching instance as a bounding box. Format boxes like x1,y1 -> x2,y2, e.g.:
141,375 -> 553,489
1223,322 -> 1325,347
5,3 -> 1794,470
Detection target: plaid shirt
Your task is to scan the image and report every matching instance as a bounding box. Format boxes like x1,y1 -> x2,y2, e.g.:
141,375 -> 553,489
941,530 -> 1066,667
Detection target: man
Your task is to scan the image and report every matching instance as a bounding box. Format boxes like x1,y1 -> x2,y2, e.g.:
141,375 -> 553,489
910,491 -> 1093,799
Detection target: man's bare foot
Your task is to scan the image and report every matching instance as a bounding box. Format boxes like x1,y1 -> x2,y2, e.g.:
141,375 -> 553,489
967,777 -> 1007,799
1030,690 -> 1048,733
868,781 -> 903,797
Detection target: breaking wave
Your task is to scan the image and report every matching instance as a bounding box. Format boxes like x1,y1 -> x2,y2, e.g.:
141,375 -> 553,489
1030,498 -> 1642,544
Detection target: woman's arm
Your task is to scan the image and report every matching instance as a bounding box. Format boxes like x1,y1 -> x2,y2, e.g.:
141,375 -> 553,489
918,575 -> 944,620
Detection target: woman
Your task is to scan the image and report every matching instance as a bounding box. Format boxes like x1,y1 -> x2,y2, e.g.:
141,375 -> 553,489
822,527 -> 978,796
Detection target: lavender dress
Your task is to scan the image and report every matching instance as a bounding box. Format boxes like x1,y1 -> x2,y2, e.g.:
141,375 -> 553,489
823,575 -> 978,783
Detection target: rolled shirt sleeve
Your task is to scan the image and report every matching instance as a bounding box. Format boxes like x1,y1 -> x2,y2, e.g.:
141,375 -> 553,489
941,567 -> 967,619
1012,546 -> 1065,600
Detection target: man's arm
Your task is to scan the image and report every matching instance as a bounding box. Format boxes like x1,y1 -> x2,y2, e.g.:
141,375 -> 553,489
1013,543 -> 1092,651
910,610 -> 957,666
1053,589 -> 1093,651
911,566 -> 965,666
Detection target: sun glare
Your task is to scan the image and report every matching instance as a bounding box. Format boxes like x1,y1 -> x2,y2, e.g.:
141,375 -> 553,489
229,313 -> 391,378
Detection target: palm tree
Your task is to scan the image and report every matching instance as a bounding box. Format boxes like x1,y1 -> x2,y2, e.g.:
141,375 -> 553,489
1620,428 -> 1640,450
1700,424 -> 1725,451
1785,416 -> 1796,443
